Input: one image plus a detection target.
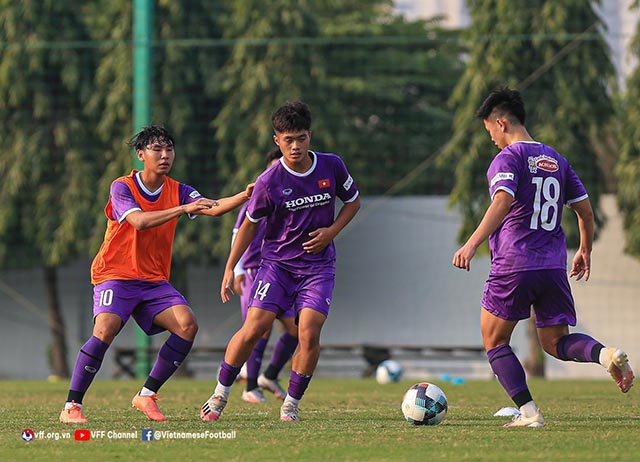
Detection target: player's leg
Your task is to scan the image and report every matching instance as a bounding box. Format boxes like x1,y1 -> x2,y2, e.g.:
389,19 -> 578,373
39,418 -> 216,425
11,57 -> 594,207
240,268 -> 269,402
482,309 -> 543,427
130,302 -> 198,421
542,328 -> 634,393
535,270 -> 634,393
60,313 -> 121,423
259,316 -> 299,400
200,307 -> 276,421
242,327 -> 271,403
280,308 -> 326,422
60,281 -> 132,423
126,281 -> 197,421
481,272 -> 543,428
279,272 -> 333,421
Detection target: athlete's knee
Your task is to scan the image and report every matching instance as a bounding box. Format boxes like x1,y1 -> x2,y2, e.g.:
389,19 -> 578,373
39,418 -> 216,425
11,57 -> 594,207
93,329 -> 118,344
175,317 -> 198,341
537,326 -> 569,359
539,339 -> 560,358
297,331 -> 321,352
240,322 -> 270,343
482,335 -> 510,352
93,315 -> 122,343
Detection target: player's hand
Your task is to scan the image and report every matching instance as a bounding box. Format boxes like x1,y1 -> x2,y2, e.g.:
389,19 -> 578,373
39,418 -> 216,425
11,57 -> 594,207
302,228 -> 333,254
569,249 -> 591,282
185,198 -> 219,214
452,244 -> 476,271
244,183 -> 255,199
233,273 -> 245,296
221,269 -> 236,303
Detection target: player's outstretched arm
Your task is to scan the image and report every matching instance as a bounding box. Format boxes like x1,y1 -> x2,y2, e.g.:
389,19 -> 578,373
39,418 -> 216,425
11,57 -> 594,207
125,201 -> 215,230
198,183 -> 254,217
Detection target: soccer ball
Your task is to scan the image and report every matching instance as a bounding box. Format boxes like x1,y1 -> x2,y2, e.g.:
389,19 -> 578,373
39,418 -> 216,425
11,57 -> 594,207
376,359 -> 403,384
401,382 -> 448,425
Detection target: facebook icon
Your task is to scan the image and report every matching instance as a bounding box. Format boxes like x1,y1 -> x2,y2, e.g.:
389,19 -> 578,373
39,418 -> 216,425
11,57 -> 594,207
141,429 -> 154,441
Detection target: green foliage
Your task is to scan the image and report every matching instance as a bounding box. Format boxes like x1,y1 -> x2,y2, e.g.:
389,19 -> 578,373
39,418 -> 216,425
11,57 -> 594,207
210,0 -> 464,257
440,0 -> 614,249
152,1 -> 230,263
616,2 -> 640,260
314,8 -> 463,196
209,0 -> 324,257
0,1 -> 98,268
81,1 -> 231,263
0,1 -> 464,267
2,378 -> 640,461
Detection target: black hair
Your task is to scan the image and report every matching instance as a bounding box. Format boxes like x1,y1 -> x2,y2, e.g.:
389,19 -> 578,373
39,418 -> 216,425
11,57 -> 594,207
475,87 -> 526,125
128,125 -> 175,151
271,101 -> 312,133
264,148 -> 283,166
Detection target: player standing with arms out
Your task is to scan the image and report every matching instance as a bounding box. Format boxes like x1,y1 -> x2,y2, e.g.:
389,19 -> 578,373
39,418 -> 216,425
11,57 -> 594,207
59,126 -> 253,423
453,87 -> 634,428
232,148 -> 299,403
201,101 -> 360,422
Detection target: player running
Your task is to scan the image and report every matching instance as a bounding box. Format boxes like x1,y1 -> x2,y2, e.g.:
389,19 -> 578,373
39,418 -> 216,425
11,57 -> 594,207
200,101 -> 360,422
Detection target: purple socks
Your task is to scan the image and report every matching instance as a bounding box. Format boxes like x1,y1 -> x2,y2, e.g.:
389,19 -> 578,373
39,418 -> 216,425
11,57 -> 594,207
556,333 -> 603,363
287,370 -> 312,400
67,336 -> 110,403
143,334 -> 193,392
486,344 -> 531,405
218,361 -> 242,387
246,338 -> 268,380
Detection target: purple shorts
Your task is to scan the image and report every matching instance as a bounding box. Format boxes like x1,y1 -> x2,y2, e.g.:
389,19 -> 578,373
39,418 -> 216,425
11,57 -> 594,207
248,261 -> 333,319
481,269 -> 577,328
93,280 -> 189,335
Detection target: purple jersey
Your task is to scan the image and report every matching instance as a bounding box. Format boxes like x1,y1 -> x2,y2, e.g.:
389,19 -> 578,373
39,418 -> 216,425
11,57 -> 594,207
233,202 -> 264,270
487,141 -> 588,275
110,171 -> 202,222
246,151 -> 359,274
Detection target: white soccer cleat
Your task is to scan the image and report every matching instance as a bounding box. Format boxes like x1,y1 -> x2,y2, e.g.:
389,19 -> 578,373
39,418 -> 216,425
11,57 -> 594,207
503,411 -> 544,428
242,388 -> 267,403
280,401 -> 299,422
258,374 -> 287,400
200,394 -> 227,422
604,348 -> 634,393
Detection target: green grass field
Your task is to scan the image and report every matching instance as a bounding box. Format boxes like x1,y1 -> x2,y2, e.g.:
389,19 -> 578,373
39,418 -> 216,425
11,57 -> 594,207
1,377 -> 638,461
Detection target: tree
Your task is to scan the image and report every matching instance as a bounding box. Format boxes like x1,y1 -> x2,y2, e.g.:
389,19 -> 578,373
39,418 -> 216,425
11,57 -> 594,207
315,0 -> 464,195
0,1 -> 98,377
210,0 -> 324,257
616,1 -> 640,259
83,0 -> 229,268
439,0 -> 615,376
210,0 -> 465,255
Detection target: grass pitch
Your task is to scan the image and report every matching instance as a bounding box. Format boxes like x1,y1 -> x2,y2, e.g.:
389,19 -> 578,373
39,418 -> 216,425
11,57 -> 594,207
1,377 -> 639,461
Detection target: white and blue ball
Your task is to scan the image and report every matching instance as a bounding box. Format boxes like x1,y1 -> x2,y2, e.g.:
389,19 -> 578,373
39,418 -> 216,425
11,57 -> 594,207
401,382 -> 448,425
375,359 -> 403,384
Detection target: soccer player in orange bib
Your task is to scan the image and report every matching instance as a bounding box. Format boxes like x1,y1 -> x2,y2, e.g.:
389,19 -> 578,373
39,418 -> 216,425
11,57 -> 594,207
59,126 -> 253,423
